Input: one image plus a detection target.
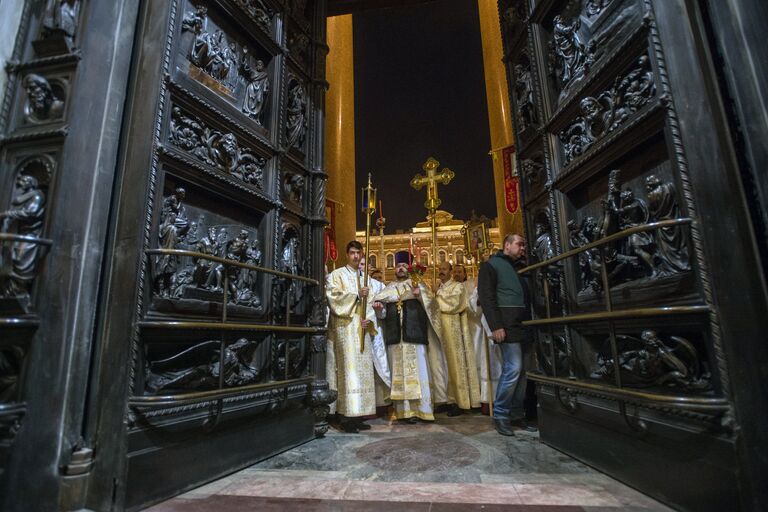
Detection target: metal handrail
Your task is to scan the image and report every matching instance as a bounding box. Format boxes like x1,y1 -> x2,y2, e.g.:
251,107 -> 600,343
145,248 -> 319,284
518,218 -> 693,275
528,373 -> 729,413
138,320 -> 321,333
0,318 -> 40,328
0,233 -> 53,246
129,377 -> 313,409
523,305 -> 709,327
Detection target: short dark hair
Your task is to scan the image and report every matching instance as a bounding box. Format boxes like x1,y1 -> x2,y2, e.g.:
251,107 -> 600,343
346,240 -> 363,253
503,233 -> 524,246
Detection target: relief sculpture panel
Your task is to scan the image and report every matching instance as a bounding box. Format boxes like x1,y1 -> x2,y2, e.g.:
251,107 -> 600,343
146,337 -> 271,393
151,183 -> 266,314
169,106 -> 267,190
590,330 -> 711,392
566,165 -> 690,302
559,54 -> 656,165
178,2 -> 274,127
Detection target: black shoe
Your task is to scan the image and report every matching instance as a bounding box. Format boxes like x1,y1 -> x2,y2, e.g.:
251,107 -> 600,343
355,420 -> 371,430
341,421 -> 359,433
510,418 -> 538,432
399,417 -> 418,424
493,418 -> 515,436
447,404 -> 463,417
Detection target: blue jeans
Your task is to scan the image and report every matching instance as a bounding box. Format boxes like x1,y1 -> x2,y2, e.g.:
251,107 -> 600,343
493,342 -> 527,421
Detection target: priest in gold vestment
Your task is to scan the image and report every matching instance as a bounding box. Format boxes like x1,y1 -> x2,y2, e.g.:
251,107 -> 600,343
436,262 -> 481,415
373,251 -> 447,422
325,241 -> 377,432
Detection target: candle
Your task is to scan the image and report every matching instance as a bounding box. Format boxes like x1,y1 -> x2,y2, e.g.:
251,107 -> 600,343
379,200 -> 383,218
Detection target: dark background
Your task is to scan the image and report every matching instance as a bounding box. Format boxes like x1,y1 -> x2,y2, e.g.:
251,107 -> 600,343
353,1 -> 497,231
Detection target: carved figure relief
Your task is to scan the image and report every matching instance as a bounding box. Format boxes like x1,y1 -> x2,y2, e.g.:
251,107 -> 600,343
645,174 -> 689,275
275,225 -> 304,314
551,14 -> 593,97
585,0 -> 613,17
154,187 -> 191,297
567,169 -> 690,294
182,6 -> 239,86
560,54 -> 656,165
536,333 -> 569,377
532,210 -> 560,305
151,189 -> 264,308
0,347 -> 23,402
233,0 -> 273,31
275,338 -> 307,379
286,78 -> 308,150
288,31 -> 311,65
146,338 -> 269,393
591,330 -> 710,390
22,74 -> 65,123
35,0 -> 80,54
1,165 -> 50,300
169,107 -> 266,189
284,173 -> 304,205
241,54 -> 270,124
520,158 -> 545,190
513,57 -> 538,131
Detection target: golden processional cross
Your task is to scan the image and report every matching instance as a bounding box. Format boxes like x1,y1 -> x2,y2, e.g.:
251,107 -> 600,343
410,157 -> 455,288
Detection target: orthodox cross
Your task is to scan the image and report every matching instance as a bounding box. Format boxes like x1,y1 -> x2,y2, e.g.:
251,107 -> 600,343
410,157 -> 455,288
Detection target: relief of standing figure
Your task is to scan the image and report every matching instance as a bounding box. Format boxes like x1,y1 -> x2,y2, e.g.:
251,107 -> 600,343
41,0 -> 80,45
552,15 -> 590,93
0,175 -> 46,298
241,55 -> 270,124
645,175 -> 690,275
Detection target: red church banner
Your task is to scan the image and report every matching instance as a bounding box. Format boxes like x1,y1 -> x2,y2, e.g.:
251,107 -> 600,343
501,145 -> 519,214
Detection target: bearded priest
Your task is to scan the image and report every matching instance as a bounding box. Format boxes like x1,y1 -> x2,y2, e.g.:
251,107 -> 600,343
372,251 -> 448,423
325,240 -> 377,433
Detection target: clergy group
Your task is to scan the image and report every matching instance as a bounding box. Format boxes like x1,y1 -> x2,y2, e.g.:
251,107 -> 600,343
325,237 -> 537,436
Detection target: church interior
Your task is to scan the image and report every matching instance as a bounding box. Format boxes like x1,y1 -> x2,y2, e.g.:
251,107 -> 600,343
0,0 -> 766,511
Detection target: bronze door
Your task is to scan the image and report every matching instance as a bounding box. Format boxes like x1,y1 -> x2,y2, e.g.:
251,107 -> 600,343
89,1 -> 332,510
498,1 -> 768,510
0,1 -> 332,511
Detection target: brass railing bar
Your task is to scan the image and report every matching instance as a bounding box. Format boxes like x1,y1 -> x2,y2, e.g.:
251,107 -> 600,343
528,373 -> 729,411
145,248 -> 319,284
523,305 -> 709,326
0,402 -> 26,414
138,320 -> 322,333
129,377 -> 313,408
0,318 -> 40,327
518,218 -> 693,274
0,233 -> 53,246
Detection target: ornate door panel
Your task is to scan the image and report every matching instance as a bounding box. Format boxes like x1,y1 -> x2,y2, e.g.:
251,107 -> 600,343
84,1 -> 331,510
0,2 -> 141,511
499,1 -> 767,510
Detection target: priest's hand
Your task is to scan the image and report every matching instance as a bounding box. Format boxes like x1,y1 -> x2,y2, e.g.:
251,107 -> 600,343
412,285 -> 420,296
492,328 -> 506,343
359,286 -> 369,299
361,319 -> 371,329
372,301 -> 384,311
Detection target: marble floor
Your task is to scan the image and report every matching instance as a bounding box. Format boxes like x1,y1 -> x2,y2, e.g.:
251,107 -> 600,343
148,413 -> 672,511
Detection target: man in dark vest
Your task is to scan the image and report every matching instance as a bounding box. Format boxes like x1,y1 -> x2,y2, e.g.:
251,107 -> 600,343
478,234 -> 538,436
372,251 -> 447,423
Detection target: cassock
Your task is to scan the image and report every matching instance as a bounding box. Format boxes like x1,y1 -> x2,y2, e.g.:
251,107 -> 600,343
325,265 -> 377,418
373,278 -> 447,420
436,279 -> 481,410
465,279 -> 502,407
